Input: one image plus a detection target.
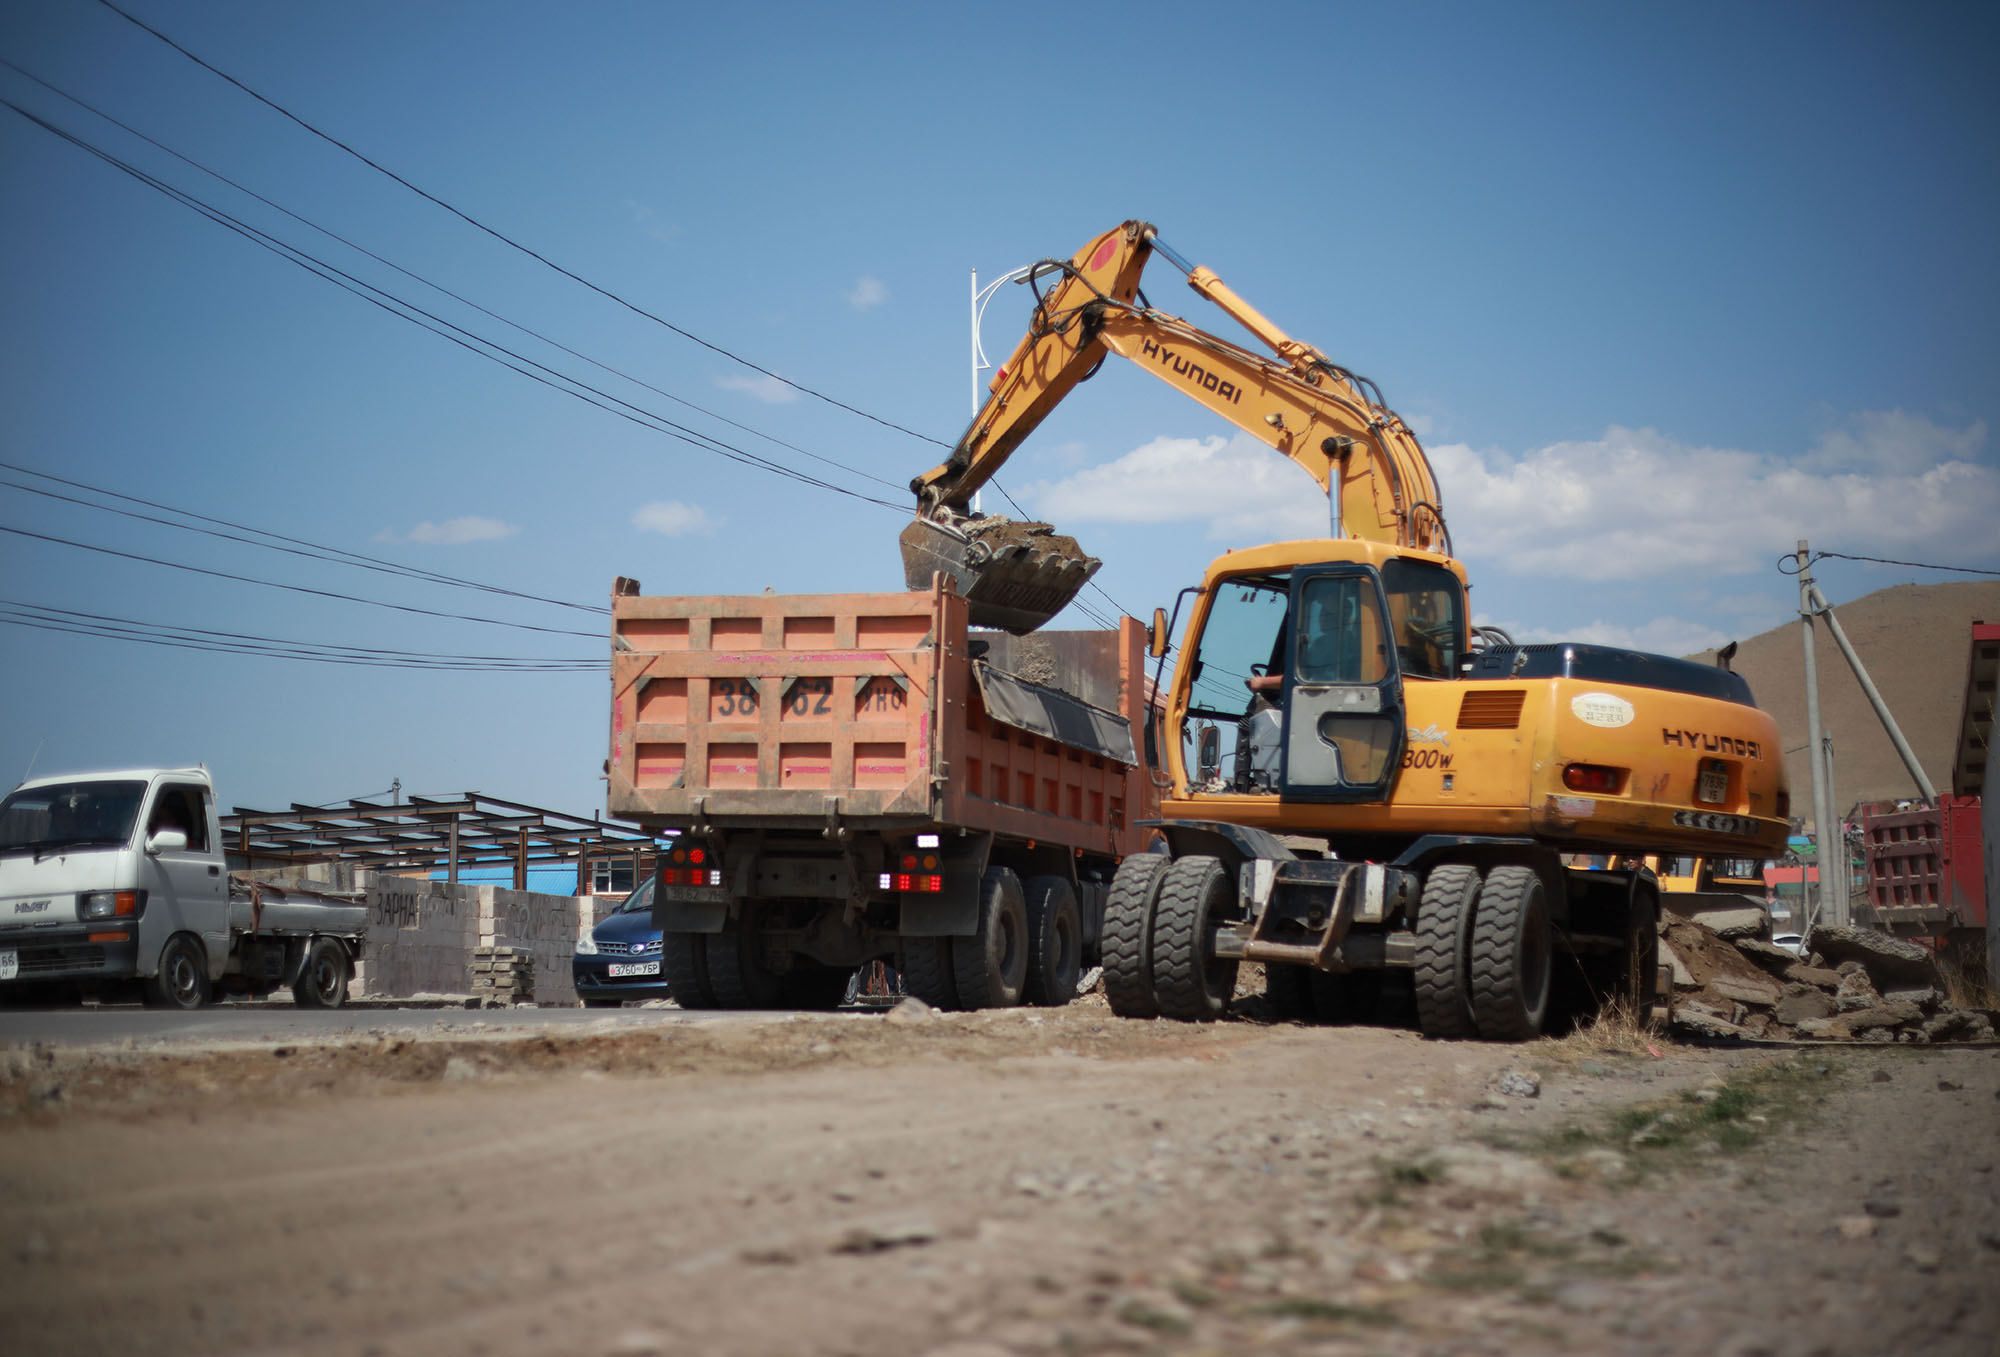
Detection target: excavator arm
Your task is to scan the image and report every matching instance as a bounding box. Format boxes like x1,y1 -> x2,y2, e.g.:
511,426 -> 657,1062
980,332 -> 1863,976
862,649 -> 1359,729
904,221 -> 1449,630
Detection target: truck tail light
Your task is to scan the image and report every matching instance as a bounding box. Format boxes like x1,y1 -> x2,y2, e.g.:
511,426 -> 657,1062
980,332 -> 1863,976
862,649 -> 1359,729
659,865 -> 721,887
880,873 -> 944,894
1562,764 -> 1625,794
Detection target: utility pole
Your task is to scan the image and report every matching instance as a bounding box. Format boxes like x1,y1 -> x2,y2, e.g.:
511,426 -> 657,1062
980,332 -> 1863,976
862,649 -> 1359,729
1796,542 -> 1845,930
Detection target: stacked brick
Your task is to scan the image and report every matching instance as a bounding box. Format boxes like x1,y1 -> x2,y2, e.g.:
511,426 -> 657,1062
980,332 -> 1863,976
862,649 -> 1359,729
471,946 -> 535,1006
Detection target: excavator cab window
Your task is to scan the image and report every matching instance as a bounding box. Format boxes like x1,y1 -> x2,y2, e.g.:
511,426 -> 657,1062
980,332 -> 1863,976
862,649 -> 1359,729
1380,558 -> 1466,679
1180,573 -> 1290,793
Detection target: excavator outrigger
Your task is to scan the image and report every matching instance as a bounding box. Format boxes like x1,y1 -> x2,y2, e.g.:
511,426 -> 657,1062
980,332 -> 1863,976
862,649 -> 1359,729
905,221 -> 1790,1040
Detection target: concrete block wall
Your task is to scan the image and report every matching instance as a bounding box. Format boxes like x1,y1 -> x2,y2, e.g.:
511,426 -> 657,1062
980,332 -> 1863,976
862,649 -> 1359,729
353,873 -> 617,1004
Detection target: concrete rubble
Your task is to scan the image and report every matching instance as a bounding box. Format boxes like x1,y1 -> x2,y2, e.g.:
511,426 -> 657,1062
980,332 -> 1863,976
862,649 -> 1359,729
1659,905 -> 1996,1044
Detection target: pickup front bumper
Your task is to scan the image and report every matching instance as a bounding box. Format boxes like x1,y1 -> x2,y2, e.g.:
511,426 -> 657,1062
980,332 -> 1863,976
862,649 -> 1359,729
0,928 -> 139,983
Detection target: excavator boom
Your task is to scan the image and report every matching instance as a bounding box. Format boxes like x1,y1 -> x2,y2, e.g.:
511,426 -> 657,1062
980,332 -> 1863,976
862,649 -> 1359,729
905,221 -> 1446,630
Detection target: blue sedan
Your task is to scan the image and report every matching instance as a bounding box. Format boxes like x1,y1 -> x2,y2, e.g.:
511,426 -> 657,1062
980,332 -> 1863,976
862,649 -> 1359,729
572,876 -> 670,1007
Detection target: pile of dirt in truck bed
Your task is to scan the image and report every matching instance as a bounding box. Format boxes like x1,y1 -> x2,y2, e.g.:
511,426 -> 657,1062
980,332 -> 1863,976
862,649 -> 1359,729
1663,915 -> 1997,1044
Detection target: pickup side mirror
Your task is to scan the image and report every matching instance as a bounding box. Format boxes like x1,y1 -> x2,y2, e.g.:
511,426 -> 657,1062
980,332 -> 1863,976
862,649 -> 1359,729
145,828 -> 189,856
1149,607 -> 1170,659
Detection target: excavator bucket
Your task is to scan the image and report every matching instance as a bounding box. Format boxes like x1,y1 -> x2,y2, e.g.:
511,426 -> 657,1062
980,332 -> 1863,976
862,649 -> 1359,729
899,515 -> 1102,634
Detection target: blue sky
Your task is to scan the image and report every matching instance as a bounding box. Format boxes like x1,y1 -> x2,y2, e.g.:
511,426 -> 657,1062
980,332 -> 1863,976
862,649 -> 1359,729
2,0 -> 1995,820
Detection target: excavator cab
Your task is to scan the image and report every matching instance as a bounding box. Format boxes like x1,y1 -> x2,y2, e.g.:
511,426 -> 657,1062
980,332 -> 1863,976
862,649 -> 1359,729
1175,545 -> 1465,805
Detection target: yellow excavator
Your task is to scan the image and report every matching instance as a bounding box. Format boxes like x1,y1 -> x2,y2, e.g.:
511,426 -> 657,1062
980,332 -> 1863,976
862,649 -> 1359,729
903,220 -> 1789,1039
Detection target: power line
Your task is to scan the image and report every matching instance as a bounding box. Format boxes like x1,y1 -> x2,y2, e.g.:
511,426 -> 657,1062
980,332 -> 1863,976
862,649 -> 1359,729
0,463 -> 610,615
0,522 -> 606,639
0,598 -> 600,671
0,56 -> 904,497
1780,549 -> 2000,579
93,0 -> 951,451
0,96 -> 903,512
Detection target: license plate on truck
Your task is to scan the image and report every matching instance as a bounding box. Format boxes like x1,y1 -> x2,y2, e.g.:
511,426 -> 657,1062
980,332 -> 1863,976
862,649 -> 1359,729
0,951 -> 15,981
1696,763 -> 1729,804
607,961 -> 661,978
660,886 -> 727,904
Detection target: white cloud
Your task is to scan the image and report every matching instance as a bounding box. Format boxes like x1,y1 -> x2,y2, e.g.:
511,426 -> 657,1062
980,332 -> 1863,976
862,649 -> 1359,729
1023,434 -> 1331,542
632,500 -> 715,536
846,276 -> 888,310
379,516 -> 519,546
1428,413 -> 1996,580
715,372 -> 799,405
624,201 -> 682,246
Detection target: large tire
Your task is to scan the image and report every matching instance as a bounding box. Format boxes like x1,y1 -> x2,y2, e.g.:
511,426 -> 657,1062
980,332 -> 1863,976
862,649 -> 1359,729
950,868 -> 1029,1009
143,933 -> 210,1011
898,937 -> 957,1008
1023,876 -> 1083,1007
1469,865 -> 1554,1041
1150,856 -> 1239,1022
291,936 -> 349,1009
1414,864 -> 1481,1039
1620,886 -> 1660,1016
1103,854 -> 1170,1018
705,901 -> 787,1009
1264,962 -> 1316,1022
662,931 -> 718,1009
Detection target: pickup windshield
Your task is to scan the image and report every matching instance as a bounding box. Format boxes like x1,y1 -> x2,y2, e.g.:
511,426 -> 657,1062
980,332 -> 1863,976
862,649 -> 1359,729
0,780 -> 147,853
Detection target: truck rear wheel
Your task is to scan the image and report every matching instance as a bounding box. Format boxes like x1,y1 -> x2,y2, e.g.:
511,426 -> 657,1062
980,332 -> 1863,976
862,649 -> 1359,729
1414,864 -> 1481,1039
1468,865 -> 1553,1041
292,937 -> 349,1009
1103,854 -> 1169,1018
706,901 -> 787,1008
898,938 -> 957,1009
1150,856 -> 1239,1022
1023,876 -> 1082,1007
662,932 -> 718,1009
143,933 -> 210,1011
950,868 -> 1028,1009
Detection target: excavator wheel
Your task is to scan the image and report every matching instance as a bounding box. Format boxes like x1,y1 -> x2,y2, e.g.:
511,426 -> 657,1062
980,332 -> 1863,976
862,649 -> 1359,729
1102,854 -> 1170,1018
1468,865 -> 1554,1041
1413,864 -> 1481,1039
1149,856 -> 1239,1022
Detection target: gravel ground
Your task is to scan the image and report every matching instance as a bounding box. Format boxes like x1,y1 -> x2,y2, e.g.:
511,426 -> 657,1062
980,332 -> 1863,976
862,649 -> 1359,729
2,994 -> 1995,1356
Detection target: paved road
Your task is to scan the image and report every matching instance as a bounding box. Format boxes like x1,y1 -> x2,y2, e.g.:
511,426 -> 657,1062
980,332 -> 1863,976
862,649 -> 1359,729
0,999 -> 838,1049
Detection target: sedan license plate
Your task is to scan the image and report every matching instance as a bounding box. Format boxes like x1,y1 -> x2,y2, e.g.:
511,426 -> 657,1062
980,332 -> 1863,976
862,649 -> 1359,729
1696,765 -> 1729,805
0,950 -> 15,981
607,961 -> 661,978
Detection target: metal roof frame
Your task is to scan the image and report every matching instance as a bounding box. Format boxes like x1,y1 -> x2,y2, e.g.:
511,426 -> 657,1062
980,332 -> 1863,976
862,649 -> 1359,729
222,792 -> 663,891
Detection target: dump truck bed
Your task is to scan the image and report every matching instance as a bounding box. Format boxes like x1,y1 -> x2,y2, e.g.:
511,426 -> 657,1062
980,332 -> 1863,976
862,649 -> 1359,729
608,579 -> 1155,857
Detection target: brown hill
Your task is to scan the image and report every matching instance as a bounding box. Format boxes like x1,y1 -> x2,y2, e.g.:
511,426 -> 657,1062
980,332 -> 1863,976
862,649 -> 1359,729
1688,581 -> 2000,829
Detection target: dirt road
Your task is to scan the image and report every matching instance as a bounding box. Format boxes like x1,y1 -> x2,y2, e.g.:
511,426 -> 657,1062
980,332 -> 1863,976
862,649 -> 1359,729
3,994 -> 1996,1356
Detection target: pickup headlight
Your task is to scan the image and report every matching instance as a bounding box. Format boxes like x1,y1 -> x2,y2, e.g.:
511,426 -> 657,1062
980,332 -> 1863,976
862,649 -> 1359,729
575,934 -> 598,955
79,890 -> 144,919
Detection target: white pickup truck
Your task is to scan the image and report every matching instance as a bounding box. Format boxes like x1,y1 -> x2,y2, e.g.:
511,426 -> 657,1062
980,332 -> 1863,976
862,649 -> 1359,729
0,766 -> 367,1009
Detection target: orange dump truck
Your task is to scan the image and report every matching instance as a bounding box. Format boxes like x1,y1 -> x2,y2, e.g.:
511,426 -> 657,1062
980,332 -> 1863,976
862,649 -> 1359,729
606,577 -> 1158,1010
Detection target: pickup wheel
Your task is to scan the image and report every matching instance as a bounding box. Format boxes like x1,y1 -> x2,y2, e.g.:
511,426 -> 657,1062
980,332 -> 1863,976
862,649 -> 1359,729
143,933 -> 210,1010
1150,855 -> 1239,1022
1468,865 -> 1554,1041
1022,876 -> 1082,1007
950,868 -> 1029,1010
1102,854 -> 1170,1018
292,937 -> 349,1009
1414,864 -> 1481,1039
661,932 -> 718,1010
